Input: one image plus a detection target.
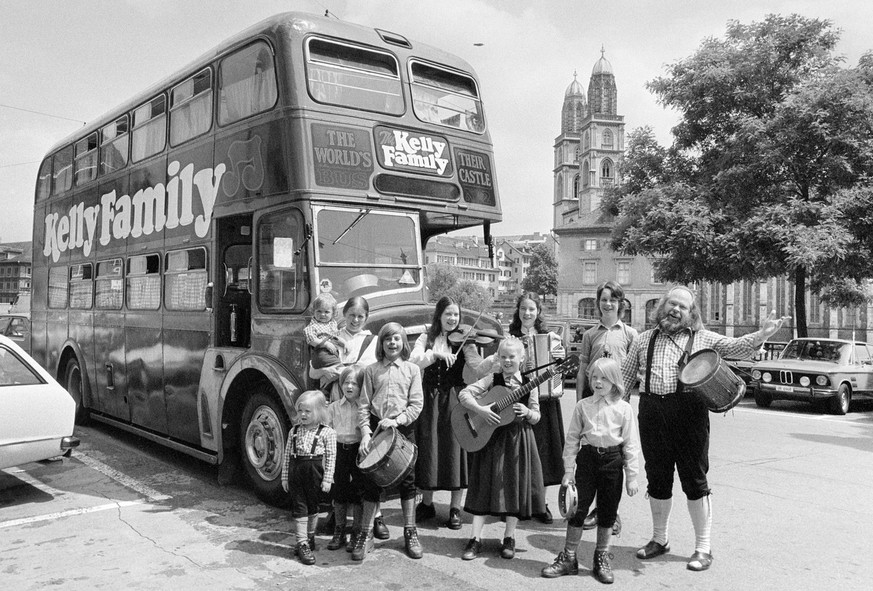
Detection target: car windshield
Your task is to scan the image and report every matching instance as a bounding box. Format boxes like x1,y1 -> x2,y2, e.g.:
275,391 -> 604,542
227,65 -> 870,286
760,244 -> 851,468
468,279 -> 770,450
781,340 -> 848,363
0,347 -> 42,386
314,206 -> 421,300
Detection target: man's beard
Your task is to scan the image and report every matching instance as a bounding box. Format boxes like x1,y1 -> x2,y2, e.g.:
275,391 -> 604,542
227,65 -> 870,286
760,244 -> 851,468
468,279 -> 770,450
658,311 -> 693,334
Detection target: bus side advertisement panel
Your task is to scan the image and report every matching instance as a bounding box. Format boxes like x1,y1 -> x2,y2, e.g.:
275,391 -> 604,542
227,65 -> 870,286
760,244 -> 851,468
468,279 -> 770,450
214,120 -> 289,206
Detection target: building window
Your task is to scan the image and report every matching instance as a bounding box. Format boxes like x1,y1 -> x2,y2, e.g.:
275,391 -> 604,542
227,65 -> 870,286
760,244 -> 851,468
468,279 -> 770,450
645,298 -> 659,329
578,297 -> 597,319
582,160 -> 590,187
616,260 -> 630,285
710,284 -> 724,322
602,129 -> 613,149
582,261 -> 597,285
808,291 -> 822,324
583,239 -> 598,251
621,299 -> 632,325
601,158 -> 613,179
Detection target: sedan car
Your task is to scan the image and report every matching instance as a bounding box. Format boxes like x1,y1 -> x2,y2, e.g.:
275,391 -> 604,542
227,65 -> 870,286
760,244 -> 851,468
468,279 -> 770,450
0,314 -> 31,354
0,334 -> 79,470
750,338 -> 873,415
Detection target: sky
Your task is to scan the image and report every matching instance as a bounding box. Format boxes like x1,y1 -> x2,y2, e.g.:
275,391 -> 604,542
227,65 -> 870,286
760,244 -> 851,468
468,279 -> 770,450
1,0 -> 872,244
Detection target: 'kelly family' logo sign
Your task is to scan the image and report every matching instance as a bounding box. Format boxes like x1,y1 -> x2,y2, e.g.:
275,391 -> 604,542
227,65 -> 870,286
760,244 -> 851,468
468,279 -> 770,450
374,126 -> 452,177
43,161 -> 225,262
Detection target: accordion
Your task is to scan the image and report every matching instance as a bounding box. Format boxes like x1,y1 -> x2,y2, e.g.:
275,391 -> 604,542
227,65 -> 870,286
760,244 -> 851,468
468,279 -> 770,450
524,334 -> 564,400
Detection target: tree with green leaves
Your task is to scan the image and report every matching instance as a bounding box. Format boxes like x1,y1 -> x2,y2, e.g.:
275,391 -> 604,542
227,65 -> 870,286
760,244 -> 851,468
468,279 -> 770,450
521,242 -> 558,297
425,262 -> 493,312
604,14 -> 873,337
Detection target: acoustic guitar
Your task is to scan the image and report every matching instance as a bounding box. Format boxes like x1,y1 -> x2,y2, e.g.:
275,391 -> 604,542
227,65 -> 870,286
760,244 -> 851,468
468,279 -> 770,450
451,354 -> 580,453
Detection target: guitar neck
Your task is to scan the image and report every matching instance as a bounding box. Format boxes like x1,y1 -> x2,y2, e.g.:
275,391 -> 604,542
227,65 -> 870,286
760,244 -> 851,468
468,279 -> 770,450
493,368 -> 558,413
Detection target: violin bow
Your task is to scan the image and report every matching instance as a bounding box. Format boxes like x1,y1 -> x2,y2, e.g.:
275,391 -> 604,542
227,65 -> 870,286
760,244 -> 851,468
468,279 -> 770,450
456,309 -> 486,349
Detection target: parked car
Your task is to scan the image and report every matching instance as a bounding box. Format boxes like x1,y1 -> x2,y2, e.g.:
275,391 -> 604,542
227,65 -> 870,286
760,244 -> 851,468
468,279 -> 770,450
0,334 -> 79,470
725,341 -> 787,395
750,338 -> 873,415
0,314 -> 31,354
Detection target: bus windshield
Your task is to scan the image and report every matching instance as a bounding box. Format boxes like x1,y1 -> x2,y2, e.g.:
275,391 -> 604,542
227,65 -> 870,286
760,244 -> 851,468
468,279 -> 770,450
314,206 -> 421,299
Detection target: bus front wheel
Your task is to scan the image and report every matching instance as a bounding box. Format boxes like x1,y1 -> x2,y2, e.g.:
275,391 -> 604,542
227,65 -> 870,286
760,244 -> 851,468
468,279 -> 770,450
64,358 -> 90,425
239,388 -> 289,506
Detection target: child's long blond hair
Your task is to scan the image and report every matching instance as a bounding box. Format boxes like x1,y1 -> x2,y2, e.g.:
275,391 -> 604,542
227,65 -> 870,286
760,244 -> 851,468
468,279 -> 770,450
295,390 -> 328,425
375,322 -> 411,361
587,357 -> 625,401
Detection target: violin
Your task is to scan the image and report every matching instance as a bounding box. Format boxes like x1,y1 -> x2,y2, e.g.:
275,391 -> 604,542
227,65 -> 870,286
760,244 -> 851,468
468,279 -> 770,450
446,325 -> 504,346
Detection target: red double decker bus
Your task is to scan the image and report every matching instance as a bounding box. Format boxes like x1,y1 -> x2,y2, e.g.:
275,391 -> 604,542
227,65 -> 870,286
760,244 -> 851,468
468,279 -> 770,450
30,12 -> 501,503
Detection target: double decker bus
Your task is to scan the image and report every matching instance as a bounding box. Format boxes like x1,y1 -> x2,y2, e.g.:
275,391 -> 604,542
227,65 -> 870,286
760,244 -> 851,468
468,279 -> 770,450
30,12 -> 501,503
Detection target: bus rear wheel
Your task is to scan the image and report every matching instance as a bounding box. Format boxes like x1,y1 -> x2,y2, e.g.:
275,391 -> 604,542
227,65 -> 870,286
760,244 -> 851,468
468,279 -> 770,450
239,388 -> 289,506
64,358 -> 90,425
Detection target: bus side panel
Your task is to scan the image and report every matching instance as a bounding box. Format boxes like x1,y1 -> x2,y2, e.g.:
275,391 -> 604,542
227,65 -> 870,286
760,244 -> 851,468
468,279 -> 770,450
31,201 -> 49,370
93,311 -> 125,418
249,315 -> 308,382
43,196 -> 73,375
68,309 -> 95,402
164,311 -> 211,445
125,310 -> 165,433
213,119 -> 289,209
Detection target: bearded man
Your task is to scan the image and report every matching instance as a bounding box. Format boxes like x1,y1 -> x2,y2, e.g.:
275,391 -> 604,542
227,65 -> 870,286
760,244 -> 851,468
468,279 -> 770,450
621,286 -> 788,572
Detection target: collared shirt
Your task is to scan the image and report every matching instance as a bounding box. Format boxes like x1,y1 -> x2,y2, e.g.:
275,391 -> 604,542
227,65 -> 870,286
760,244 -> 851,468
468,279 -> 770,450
562,394 -> 640,483
458,371 -> 541,424
328,396 -> 361,444
358,358 -> 423,436
304,319 -> 339,347
579,320 -> 638,366
281,423 -> 337,487
622,327 -> 761,396
410,332 -> 493,381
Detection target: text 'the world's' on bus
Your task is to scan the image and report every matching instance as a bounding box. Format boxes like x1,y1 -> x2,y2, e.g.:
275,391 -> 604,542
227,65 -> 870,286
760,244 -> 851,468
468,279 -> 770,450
31,12 -> 502,504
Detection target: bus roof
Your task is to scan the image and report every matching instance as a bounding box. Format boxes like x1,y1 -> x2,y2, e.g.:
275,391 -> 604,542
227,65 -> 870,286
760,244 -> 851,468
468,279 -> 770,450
43,11 -> 480,157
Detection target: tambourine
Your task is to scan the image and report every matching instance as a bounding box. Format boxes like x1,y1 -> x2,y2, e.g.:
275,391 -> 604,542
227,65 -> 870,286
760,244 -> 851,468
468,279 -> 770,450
558,482 -> 578,520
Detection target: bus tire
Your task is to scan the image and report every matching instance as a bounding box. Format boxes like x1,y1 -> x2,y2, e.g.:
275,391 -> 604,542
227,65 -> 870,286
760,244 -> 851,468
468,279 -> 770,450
239,387 -> 290,506
64,358 -> 90,425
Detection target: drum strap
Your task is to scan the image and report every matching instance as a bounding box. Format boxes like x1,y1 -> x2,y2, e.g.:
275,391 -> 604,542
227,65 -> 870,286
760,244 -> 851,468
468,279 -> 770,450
355,335 -> 375,363
645,329 -> 696,395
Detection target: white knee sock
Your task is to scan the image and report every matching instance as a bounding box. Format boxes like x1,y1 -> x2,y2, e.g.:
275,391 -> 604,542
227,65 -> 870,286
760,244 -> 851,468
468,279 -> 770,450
687,495 -> 712,554
650,497 -> 672,545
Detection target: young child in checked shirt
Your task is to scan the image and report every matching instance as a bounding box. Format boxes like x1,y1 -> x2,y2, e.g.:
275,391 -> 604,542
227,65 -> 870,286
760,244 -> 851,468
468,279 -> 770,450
281,390 -> 336,565
354,322 -> 424,562
325,364 -> 365,552
541,357 -> 640,585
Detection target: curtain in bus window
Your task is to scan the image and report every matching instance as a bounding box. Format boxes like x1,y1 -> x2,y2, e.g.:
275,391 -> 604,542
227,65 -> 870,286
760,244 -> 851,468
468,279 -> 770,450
132,118 -> 166,162
165,249 -> 207,310
219,43 -> 277,125
48,267 -> 68,308
96,279 -> 123,308
127,276 -> 160,309
170,93 -> 212,146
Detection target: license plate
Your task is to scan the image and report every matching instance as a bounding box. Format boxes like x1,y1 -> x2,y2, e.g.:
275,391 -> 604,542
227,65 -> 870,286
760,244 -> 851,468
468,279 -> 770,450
774,385 -> 794,393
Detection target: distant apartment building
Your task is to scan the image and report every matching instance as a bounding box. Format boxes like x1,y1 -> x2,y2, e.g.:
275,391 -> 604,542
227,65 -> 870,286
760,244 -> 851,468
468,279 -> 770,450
0,242 -> 32,305
424,234 -> 499,298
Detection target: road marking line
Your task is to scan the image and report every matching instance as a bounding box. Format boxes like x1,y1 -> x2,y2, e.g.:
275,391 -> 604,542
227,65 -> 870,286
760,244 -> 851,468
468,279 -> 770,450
728,404 -> 862,425
0,500 -> 144,530
72,451 -> 172,502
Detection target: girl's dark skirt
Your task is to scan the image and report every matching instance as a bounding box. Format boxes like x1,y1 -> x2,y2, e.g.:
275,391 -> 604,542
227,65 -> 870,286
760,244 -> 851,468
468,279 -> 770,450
463,420 -> 545,519
415,386 -> 468,490
531,397 -> 566,487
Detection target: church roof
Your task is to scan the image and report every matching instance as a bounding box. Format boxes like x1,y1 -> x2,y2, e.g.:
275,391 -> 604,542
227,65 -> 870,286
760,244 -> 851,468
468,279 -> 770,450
591,48 -> 614,76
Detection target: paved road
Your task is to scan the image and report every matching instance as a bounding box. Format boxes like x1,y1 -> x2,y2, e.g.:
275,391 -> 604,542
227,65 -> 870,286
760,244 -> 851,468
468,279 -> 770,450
2,393 -> 872,590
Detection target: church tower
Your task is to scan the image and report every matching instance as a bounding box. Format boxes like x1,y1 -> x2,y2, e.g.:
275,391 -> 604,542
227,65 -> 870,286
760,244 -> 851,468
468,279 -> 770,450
552,73 -> 587,229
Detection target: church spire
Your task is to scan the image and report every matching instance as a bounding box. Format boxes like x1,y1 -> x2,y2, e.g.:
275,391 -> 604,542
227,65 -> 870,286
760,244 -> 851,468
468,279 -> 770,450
588,48 -> 616,115
561,72 -> 587,134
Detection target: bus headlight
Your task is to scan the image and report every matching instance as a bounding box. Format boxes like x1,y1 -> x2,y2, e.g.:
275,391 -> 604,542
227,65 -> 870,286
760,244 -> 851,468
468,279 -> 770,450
762,372 -> 772,383
799,376 -> 810,387
752,370 -> 761,380
816,375 -> 829,386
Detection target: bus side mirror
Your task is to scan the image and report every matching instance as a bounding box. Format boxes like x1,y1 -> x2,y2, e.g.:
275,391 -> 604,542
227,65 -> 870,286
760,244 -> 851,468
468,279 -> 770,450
205,282 -> 214,312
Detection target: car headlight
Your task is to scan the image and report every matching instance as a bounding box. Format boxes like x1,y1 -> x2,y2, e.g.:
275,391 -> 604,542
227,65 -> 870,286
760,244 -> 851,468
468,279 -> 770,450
762,372 -> 772,383
816,375 -> 829,386
752,370 -> 761,380
799,376 -> 810,387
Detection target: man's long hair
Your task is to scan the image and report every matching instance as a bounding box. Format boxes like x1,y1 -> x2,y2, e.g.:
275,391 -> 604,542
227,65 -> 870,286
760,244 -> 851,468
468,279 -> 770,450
651,286 -> 703,331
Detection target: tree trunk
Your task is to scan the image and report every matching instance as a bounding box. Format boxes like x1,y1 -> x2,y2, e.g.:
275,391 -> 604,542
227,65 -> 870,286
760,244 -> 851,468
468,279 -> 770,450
794,267 -> 808,338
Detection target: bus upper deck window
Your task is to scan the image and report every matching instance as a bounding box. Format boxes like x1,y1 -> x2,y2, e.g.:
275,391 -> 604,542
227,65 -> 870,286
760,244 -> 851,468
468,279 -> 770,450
132,95 -> 166,162
170,68 -> 213,146
100,116 -> 129,175
74,133 -> 98,186
410,61 -> 484,133
306,38 -> 403,115
36,158 -> 52,201
219,41 -> 278,125
52,145 -> 73,195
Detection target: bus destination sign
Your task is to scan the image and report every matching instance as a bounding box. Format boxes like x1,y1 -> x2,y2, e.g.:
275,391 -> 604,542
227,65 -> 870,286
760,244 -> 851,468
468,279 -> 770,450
311,123 -> 373,190
455,147 -> 496,206
374,126 -> 453,177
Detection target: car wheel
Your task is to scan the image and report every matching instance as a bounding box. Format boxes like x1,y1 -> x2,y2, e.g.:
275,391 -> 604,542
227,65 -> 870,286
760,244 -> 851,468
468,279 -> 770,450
239,386 -> 290,506
64,358 -> 90,425
754,390 -> 772,408
828,384 -> 850,415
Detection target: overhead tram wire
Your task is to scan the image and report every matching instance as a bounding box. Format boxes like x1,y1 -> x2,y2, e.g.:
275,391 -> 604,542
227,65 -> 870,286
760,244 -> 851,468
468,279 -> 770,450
0,103 -> 86,125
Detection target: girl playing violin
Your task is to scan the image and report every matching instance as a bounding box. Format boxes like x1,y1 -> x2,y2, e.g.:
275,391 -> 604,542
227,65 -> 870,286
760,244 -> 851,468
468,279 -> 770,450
410,296 -> 493,530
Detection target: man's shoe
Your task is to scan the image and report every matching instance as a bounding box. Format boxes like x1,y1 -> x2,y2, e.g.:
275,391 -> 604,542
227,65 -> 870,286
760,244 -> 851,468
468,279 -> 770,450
636,539 -> 670,559
461,538 -> 482,560
415,502 -> 436,523
537,504 -> 554,524
296,541 -> 316,566
687,551 -> 713,571
350,531 -> 374,561
583,507 -> 598,530
541,551 -> 579,578
445,507 -> 462,530
500,536 -> 515,559
404,526 -> 423,559
593,550 -> 614,584
327,526 -> 347,550
612,514 -> 622,536
373,516 -> 390,540
346,528 -> 359,553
